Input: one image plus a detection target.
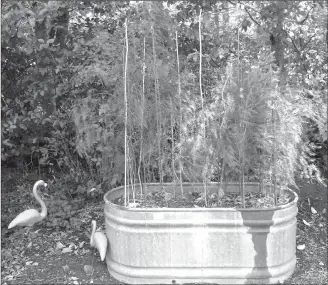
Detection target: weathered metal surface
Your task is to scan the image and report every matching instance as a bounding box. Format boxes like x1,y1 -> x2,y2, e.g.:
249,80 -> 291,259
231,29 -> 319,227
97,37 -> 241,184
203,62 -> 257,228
104,183 -> 298,284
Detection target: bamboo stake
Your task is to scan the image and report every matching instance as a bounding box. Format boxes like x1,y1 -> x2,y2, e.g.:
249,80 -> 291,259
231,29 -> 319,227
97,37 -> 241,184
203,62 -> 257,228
158,78 -> 163,185
175,31 -> 183,195
199,8 -> 207,206
265,121 -> 269,199
148,150 -> 151,183
219,63 -> 230,199
129,149 -> 135,204
238,121 -> 246,208
236,32 -> 242,197
129,148 -> 132,205
259,149 -> 264,193
151,24 -> 163,186
127,143 -> 130,206
124,18 -> 129,207
143,156 -> 147,184
218,158 -> 225,201
170,97 -> 176,197
237,22 -> 240,84
241,139 -> 245,207
272,109 -> 277,205
236,24 -> 245,208
138,37 -> 146,195
271,68 -> 277,205
199,9 -> 204,136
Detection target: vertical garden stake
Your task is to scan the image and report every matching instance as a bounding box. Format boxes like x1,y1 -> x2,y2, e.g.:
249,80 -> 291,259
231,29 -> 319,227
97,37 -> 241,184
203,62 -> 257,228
170,97 -> 176,196
152,23 -> 163,186
124,17 -> 128,207
138,36 -> 146,195
175,31 -> 183,195
199,8 -> 208,206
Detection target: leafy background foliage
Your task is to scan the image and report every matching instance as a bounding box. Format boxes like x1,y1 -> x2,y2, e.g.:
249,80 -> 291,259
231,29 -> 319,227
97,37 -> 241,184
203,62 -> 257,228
2,1 -> 327,203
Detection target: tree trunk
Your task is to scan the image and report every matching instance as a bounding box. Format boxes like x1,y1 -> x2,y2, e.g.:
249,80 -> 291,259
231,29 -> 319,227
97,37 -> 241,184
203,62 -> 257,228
270,2 -> 287,88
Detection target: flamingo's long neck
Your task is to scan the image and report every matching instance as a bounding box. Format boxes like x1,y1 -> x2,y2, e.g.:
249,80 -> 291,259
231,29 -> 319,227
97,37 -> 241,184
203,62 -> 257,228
90,220 -> 96,245
33,181 -> 47,218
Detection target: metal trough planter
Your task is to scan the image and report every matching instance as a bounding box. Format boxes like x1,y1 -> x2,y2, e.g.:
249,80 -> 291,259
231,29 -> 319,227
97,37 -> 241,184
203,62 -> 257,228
104,183 -> 298,284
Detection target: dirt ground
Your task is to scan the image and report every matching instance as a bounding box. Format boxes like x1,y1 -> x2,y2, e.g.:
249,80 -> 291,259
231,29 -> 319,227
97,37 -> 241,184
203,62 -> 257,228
1,169 -> 327,285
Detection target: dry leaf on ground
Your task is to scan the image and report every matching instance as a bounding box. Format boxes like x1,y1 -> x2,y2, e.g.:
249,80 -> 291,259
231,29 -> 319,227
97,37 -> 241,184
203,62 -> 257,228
84,264 -> 94,275
62,247 -> 73,253
311,207 -> 317,214
56,242 -> 65,250
303,219 -> 311,226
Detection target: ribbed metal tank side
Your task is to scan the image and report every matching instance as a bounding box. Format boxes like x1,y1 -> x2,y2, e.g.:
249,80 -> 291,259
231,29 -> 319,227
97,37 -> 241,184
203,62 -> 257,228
104,183 -> 298,284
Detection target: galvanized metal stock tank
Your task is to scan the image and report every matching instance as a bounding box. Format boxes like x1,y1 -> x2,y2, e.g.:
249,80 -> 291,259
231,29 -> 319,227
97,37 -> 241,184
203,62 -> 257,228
104,183 -> 298,284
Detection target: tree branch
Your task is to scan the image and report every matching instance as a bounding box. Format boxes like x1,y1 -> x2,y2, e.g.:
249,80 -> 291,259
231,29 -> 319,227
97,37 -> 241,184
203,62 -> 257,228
242,3 -> 262,14
290,38 -> 308,72
244,7 -> 261,27
244,7 -> 271,36
226,1 -> 237,7
302,34 -> 316,50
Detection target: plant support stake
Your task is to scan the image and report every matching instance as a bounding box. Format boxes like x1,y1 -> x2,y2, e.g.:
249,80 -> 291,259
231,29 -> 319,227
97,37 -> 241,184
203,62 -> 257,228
175,31 -> 183,195
170,97 -> 176,196
138,37 -> 146,195
124,18 -> 129,207
152,24 -> 163,186
199,8 -> 207,206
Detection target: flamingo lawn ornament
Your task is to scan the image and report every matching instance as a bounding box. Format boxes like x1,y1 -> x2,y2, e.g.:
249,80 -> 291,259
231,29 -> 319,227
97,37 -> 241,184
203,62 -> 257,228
8,180 -> 48,234
90,220 -> 108,261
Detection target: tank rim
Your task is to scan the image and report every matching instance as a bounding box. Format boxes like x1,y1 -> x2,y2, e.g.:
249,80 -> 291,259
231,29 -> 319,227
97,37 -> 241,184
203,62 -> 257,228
104,182 -> 298,212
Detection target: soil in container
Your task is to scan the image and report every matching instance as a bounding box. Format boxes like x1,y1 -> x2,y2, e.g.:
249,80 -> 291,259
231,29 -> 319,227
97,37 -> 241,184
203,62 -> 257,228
111,187 -> 294,209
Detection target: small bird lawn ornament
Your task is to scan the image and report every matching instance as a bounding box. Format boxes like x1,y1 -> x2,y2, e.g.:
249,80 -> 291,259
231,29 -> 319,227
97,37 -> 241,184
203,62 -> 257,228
90,220 -> 108,261
8,180 -> 48,236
